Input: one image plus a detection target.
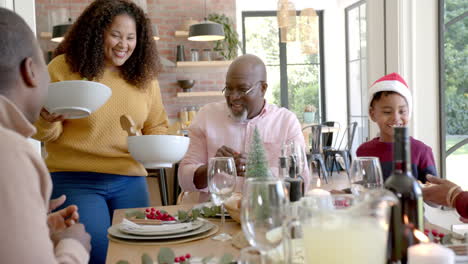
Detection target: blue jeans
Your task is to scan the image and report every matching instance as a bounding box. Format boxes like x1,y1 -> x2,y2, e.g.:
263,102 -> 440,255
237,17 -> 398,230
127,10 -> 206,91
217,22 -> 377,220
51,172 -> 150,264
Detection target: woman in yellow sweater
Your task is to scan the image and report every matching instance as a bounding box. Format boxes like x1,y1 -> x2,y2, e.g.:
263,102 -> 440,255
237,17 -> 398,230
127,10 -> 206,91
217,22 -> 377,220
33,1 -> 168,263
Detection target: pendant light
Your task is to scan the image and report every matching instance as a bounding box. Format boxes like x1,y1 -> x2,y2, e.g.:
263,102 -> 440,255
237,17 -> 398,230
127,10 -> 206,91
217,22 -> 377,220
277,0 -> 297,43
277,0 -> 296,28
299,8 -> 319,54
188,0 -> 225,41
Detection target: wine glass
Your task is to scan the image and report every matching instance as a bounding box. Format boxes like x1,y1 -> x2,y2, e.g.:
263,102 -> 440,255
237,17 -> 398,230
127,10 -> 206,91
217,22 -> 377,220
241,178 -> 288,262
208,157 -> 237,241
349,157 -> 384,195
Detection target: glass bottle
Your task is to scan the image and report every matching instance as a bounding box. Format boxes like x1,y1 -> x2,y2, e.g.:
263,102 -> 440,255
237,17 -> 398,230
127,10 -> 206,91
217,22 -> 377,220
201,48 -> 212,61
385,127 -> 424,264
190,48 -> 199,61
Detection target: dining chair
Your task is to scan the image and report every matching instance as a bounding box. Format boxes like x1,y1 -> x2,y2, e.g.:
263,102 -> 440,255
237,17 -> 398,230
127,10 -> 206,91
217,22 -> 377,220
323,122 -> 358,178
302,124 -> 329,183
321,121 -> 340,151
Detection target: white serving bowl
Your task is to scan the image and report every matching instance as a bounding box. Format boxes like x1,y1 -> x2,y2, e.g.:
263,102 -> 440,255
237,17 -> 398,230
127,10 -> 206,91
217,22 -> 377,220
45,80 -> 112,119
128,135 -> 190,168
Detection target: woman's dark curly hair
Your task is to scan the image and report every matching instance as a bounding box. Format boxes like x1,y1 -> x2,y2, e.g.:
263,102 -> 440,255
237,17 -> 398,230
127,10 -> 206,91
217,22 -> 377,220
54,0 -> 161,90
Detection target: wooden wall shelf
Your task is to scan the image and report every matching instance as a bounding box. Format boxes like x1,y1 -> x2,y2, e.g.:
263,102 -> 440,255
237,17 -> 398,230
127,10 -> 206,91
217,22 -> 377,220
176,61 -> 232,68
40,32 -> 52,39
175,31 -> 189,37
176,91 -> 223,98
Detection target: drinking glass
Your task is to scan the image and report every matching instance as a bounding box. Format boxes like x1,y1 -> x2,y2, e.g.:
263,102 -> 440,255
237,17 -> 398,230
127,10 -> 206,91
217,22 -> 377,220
208,157 -> 237,241
284,141 -> 308,176
238,247 -> 264,264
241,178 -> 288,262
349,157 -> 384,195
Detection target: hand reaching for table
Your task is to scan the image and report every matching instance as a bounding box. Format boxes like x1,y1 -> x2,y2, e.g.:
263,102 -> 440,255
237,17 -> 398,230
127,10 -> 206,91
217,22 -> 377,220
422,175 -> 462,207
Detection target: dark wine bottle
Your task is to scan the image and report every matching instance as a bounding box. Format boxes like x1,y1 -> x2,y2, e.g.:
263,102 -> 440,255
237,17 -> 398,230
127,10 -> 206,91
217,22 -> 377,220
384,127 -> 424,264
279,154 -> 302,202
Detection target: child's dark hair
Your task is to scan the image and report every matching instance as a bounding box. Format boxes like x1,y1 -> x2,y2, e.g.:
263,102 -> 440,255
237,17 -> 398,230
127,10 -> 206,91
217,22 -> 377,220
370,91 -> 399,107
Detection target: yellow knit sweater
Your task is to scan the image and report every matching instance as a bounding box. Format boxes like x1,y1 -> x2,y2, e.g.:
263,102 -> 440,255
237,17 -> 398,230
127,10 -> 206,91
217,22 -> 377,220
33,55 -> 169,176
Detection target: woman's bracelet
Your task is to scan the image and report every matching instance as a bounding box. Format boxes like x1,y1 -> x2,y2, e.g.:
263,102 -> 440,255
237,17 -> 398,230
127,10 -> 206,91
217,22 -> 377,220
446,186 -> 461,207
450,188 -> 463,208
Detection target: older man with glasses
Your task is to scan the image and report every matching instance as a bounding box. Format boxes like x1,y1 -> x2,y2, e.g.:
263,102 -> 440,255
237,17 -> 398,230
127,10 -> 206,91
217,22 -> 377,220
178,54 -> 310,202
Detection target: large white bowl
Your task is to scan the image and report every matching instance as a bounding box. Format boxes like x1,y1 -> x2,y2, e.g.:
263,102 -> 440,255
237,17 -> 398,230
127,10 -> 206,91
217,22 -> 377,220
128,135 -> 190,168
45,80 -> 112,119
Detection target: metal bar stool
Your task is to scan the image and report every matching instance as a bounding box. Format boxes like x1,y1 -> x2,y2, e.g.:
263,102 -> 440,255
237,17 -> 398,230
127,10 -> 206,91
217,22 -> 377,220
147,169 -> 169,206
173,163 -> 181,205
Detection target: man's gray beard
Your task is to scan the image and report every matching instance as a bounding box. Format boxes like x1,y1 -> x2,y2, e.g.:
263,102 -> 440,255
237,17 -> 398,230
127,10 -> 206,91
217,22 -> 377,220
229,108 -> 248,123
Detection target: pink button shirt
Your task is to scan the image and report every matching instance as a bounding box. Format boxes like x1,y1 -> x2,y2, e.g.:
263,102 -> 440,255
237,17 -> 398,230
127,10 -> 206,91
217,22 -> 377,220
178,101 -> 310,202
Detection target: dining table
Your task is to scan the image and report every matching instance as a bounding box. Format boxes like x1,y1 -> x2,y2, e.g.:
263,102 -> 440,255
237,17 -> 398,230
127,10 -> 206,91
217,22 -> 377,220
106,204 -> 241,264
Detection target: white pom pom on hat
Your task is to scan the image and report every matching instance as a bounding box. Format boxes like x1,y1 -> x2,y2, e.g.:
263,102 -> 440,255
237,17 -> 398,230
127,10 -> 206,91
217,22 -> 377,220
368,72 -> 413,117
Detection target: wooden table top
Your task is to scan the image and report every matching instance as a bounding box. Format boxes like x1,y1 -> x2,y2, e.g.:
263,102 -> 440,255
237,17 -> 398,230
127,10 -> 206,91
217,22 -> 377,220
106,204 -> 241,264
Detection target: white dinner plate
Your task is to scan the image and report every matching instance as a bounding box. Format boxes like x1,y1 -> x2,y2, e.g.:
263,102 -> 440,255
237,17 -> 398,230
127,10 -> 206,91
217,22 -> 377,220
108,220 -> 215,240
118,218 -> 204,236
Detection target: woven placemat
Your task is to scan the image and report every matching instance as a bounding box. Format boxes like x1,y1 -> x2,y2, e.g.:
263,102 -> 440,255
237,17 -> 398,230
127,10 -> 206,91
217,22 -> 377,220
108,224 -> 219,246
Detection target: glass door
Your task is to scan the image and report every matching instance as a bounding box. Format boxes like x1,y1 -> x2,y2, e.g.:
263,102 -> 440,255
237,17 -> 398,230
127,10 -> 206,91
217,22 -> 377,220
439,0 -> 467,185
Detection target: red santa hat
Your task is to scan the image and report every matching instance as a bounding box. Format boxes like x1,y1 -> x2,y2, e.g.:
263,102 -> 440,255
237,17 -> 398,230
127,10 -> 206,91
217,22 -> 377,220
368,72 -> 413,116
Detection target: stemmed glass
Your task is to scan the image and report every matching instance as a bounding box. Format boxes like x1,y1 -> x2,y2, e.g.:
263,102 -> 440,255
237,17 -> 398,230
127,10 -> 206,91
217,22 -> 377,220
349,157 -> 384,195
241,178 -> 288,263
208,157 -> 237,241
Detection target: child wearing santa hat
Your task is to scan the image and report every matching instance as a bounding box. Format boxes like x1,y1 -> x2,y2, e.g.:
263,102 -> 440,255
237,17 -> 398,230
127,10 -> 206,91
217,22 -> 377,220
356,72 -> 437,182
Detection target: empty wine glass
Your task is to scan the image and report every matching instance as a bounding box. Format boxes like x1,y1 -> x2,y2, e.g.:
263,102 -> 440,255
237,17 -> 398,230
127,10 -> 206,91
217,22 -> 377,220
349,157 -> 384,195
208,157 -> 237,241
241,178 -> 288,262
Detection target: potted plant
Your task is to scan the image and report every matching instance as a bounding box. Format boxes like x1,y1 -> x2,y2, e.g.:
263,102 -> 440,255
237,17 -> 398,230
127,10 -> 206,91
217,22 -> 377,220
207,13 -> 242,60
303,104 -> 316,123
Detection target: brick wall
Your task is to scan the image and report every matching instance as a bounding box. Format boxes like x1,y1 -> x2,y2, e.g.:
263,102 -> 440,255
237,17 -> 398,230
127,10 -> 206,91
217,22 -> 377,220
35,0 -> 236,120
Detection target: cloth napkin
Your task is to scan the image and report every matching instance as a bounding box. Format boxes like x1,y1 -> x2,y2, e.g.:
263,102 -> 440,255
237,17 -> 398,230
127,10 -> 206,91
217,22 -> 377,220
119,218 -> 193,234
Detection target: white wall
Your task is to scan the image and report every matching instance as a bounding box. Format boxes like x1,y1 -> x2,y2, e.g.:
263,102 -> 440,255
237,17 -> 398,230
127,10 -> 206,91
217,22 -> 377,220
323,0 -> 360,133
409,0 -> 439,168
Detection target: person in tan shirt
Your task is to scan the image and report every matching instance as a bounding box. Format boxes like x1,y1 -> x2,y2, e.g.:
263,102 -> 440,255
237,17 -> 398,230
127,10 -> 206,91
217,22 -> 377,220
0,8 -> 91,263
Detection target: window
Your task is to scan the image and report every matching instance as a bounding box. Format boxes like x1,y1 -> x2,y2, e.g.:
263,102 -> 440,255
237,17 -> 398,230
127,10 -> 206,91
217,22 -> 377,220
439,0 -> 468,185
345,1 -> 367,154
241,11 -> 325,123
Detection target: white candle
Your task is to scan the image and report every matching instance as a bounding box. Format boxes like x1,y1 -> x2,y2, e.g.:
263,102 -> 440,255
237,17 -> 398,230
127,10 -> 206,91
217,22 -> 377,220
408,243 -> 455,264
306,188 -> 331,197
303,189 -> 333,210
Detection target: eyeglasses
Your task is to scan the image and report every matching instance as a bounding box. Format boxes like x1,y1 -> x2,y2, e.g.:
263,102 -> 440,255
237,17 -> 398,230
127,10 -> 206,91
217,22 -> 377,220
222,81 -> 263,97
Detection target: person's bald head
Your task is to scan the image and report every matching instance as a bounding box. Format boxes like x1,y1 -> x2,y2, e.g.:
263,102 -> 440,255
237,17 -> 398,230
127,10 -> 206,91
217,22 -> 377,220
227,54 -> 267,82
0,8 -> 49,123
0,8 -> 39,93
225,54 -> 268,120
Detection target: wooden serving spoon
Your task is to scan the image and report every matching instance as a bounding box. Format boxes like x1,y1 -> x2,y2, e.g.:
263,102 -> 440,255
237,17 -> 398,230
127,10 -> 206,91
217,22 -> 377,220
120,114 -> 141,136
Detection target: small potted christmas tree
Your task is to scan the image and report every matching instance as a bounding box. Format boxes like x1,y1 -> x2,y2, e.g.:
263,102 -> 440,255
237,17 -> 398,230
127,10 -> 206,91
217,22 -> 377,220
224,127 -> 270,223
